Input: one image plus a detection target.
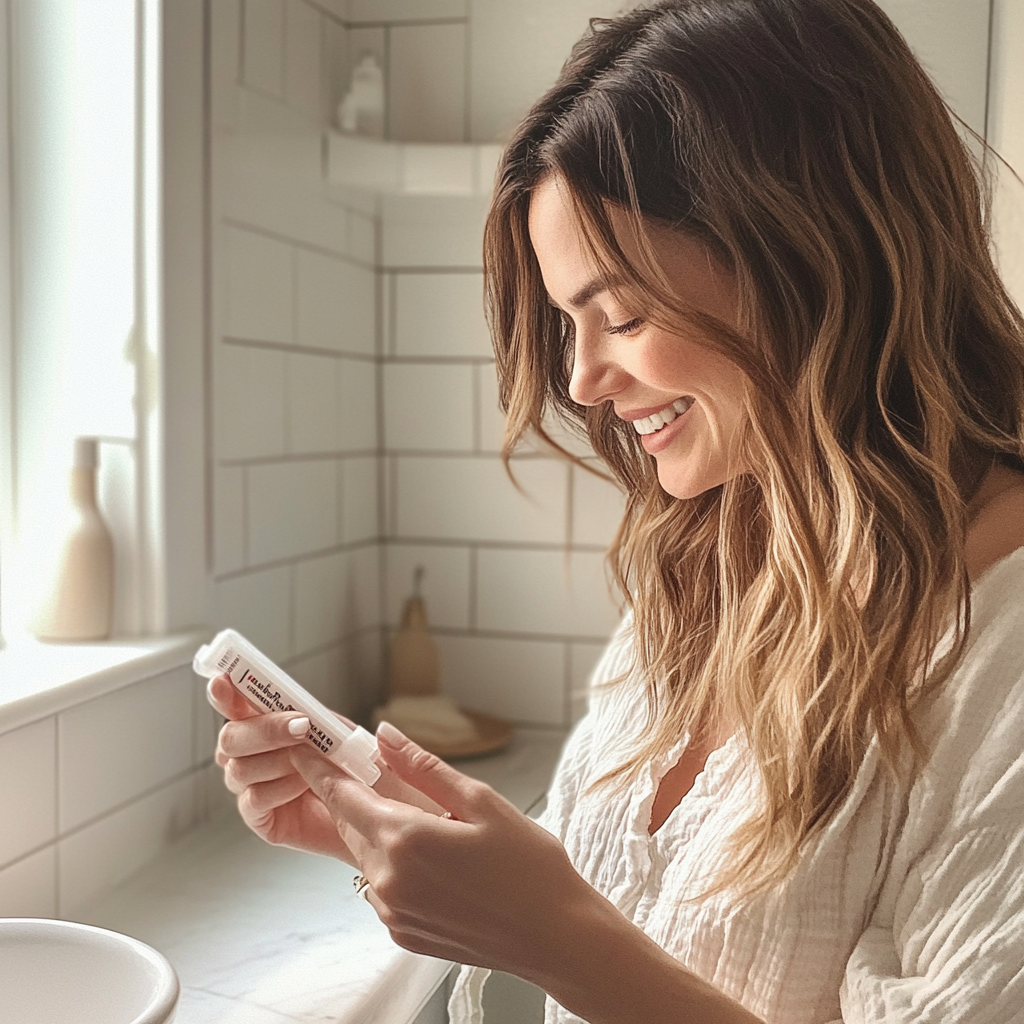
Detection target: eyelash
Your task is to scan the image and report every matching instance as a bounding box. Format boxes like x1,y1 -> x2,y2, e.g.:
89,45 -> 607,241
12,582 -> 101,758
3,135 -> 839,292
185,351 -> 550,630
608,317 -> 644,336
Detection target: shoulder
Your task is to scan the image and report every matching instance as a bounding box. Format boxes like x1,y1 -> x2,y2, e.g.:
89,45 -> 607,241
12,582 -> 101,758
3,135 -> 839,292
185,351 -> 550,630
914,546 -> 1024,834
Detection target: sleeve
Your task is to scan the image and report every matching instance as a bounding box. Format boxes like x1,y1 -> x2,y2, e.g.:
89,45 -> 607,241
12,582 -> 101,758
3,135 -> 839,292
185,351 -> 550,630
838,826 -> 1024,1024
836,564 -> 1024,1024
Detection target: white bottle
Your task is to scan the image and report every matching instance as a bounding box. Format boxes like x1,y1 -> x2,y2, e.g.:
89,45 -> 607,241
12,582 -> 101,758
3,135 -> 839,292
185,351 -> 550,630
337,52 -> 385,137
32,437 -> 115,642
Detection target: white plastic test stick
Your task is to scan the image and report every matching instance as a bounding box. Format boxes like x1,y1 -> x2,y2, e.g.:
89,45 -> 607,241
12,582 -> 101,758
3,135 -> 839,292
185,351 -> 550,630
194,628 -> 382,787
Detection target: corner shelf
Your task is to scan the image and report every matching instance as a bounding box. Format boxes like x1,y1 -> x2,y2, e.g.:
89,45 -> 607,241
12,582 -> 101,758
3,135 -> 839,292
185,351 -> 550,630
326,131 -> 503,196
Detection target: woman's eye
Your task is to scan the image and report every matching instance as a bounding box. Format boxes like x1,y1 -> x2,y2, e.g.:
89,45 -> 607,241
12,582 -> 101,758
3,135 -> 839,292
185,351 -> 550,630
607,317 -> 644,336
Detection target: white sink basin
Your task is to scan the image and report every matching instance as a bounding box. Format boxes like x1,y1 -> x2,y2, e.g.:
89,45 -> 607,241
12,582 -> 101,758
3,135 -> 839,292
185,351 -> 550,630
0,918 -> 179,1023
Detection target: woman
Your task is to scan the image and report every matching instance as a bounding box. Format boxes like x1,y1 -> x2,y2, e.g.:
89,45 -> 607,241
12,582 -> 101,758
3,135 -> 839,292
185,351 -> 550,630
209,1 -> 1024,1021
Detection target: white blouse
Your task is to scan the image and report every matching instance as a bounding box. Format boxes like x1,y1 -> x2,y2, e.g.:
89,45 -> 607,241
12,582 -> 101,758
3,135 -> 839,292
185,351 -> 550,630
449,547 -> 1024,1024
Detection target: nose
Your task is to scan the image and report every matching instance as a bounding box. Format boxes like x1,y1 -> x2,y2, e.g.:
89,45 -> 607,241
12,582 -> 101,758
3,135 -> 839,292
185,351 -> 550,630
567,327 -> 628,407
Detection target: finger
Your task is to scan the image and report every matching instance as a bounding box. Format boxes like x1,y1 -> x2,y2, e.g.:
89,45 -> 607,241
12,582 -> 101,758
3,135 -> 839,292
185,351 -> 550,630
223,747 -> 303,792
218,712 -> 311,759
290,743 -> 407,845
237,773 -> 312,820
375,721 -> 499,822
207,674 -> 261,720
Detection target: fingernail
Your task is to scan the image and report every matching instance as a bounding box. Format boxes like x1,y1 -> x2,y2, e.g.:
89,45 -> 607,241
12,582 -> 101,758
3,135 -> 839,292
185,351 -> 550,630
376,720 -> 406,746
288,716 -> 310,738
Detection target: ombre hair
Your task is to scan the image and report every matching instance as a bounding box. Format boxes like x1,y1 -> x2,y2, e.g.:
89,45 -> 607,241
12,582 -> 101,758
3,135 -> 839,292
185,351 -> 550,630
484,0 -> 1024,897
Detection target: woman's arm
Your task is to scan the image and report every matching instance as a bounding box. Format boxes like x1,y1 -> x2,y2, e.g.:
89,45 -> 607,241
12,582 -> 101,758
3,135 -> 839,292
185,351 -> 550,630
293,723 -> 765,1024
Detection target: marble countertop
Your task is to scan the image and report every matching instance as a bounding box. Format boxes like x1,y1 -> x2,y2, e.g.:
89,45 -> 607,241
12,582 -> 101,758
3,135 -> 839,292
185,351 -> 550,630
76,727 -> 566,1024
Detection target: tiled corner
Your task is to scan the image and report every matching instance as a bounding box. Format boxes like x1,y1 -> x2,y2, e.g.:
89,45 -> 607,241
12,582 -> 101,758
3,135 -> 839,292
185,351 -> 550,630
0,717 -> 57,868
384,542 -> 472,629
225,227 -> 294,344
475,548 -> 620,639
337,358 -> 380,452
214,342 -> 287,460
388,23 -> 467,143
0,846 -> 57,918
247,459 -> 339,564
394,456 -> 568,545
347,210 -> 377,265
348,627 -> 386,718
286,642 -> 352,713
287,351 -> 340,454
340,456 -> 380,544
346,545 -> 384,633
293,550 -> 349,654
381,194 -> 489,267
57,668 -> 195,833
292,548 -> 381,655
384,362 -> 475,451
435,634 -> 566,726
212,565 -> 293,662
296,248 -> 376,355
392,272 -> 490,357
242,0 -> 286,98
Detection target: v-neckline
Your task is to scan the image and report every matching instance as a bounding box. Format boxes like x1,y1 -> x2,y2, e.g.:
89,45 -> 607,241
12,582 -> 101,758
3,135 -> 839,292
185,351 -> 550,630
648,733 -> 737,836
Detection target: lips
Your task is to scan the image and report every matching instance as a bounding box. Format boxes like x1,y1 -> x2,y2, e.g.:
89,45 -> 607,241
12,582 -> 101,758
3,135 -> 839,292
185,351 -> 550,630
630,397 -> 695,435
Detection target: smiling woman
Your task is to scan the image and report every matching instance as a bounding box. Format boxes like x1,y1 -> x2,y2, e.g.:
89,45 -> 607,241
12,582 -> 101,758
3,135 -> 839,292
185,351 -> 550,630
528,177 -> 749,500
209,2 -> 1024,1023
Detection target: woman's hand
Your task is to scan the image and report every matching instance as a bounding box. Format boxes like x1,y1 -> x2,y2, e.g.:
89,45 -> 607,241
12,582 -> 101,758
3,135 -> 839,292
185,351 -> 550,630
290,721 -> 609,983
208,674 -> 357,865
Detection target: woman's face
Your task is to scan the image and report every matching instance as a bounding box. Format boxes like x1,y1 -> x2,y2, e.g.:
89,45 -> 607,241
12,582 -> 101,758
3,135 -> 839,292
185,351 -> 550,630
528,175 -> 749,500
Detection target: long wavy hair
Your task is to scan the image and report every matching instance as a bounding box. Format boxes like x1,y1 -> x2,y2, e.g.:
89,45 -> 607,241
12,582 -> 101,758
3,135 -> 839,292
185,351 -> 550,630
484,0 -> 1024,897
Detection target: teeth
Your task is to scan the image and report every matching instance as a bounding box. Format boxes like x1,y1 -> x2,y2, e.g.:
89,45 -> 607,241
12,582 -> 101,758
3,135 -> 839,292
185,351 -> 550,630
632,397 -> 693,435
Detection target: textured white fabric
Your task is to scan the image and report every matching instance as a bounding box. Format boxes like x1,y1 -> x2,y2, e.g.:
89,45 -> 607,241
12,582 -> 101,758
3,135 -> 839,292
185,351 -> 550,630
449,547 -> 1024,1024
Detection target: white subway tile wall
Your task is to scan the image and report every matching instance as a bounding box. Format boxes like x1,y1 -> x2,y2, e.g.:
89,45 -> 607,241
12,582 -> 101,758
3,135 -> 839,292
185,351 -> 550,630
207,0 -> 622,815
0,664 -> 222,918
391,271 -> 490,357
211,0 -> 393,729
2,7 -> 634,923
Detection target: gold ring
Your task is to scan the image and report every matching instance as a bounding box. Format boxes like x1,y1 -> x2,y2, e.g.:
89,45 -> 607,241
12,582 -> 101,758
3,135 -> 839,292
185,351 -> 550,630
353,873 -> 370,899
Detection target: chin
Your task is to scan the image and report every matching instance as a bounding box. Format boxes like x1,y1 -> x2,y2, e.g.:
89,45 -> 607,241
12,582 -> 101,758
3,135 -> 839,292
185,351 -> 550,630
656,464 -> 736,501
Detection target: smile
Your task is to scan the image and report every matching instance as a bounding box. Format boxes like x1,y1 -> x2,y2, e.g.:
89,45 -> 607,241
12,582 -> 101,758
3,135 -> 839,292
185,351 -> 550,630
631,398 -> 694,435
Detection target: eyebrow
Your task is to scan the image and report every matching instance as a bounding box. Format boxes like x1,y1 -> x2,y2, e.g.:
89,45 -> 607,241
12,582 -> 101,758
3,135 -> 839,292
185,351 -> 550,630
547,277 -> 612,311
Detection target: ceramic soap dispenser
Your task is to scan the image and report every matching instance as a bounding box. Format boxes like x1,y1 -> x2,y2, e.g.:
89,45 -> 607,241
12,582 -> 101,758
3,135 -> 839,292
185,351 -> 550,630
336,52 -> 385,138
32,437 -> 115,641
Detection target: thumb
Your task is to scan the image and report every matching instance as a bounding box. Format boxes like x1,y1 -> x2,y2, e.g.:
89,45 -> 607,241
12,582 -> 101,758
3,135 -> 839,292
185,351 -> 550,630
375,720 -> 495,822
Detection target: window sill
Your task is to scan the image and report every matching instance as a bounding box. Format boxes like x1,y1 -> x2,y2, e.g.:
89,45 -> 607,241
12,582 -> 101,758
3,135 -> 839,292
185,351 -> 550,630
0,627 -> 211,734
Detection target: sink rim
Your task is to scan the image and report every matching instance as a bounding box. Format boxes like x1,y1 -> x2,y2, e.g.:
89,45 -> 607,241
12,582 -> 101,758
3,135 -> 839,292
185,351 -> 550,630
0,916 -> 180,1024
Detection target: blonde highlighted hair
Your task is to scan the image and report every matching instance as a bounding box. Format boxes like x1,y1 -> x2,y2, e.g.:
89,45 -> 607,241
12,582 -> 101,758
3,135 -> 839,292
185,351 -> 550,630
484,0 -> 1024,896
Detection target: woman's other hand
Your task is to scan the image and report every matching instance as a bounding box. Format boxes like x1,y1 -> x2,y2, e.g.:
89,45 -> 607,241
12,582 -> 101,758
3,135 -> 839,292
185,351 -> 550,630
208,674 -> 357,865
291,721 -> 611,983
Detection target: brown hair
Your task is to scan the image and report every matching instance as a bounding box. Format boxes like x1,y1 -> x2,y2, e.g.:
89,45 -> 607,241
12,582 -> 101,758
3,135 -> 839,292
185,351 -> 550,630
484,0 -> 1024,896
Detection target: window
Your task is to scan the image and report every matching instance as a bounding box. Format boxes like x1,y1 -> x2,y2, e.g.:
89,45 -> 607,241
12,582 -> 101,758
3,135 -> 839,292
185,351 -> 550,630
1,0 -> 148,643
